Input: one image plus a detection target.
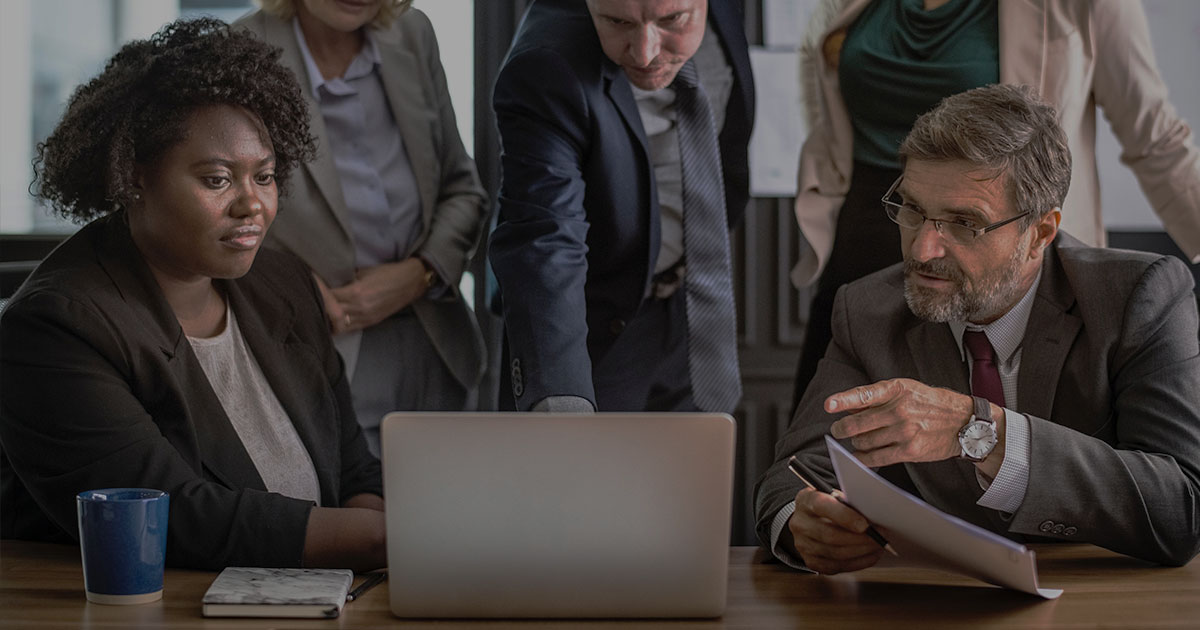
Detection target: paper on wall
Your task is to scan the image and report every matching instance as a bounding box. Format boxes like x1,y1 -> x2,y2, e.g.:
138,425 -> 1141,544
748,48 -> 803,197
762,0 -> 822,50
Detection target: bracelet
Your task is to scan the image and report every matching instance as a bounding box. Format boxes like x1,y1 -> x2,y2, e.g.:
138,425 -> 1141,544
419,260 -> 436,290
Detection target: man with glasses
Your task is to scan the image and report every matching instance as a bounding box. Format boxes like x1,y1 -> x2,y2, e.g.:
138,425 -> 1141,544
755,84 -> 1200,573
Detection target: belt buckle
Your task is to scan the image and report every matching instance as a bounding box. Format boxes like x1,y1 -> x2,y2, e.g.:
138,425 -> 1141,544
651,263 -> 686,299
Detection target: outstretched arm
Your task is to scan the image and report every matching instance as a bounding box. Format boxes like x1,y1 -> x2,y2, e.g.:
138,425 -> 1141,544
489,48 -> 596,409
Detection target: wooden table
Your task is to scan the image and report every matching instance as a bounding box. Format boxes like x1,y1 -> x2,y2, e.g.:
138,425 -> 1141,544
2,540 -> 1197,628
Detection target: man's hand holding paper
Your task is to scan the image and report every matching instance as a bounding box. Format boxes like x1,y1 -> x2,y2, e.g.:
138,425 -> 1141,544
787,487 -> 885,575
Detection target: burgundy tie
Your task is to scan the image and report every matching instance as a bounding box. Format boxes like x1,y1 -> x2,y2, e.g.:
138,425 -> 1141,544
962,330 -> 1005,407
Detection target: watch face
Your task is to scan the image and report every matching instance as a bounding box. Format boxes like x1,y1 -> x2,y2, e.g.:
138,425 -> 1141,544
960,420 -> 998,459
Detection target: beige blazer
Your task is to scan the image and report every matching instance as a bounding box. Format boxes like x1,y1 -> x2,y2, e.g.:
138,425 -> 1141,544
792,0 -> 1200,288
235,9 -> 488,389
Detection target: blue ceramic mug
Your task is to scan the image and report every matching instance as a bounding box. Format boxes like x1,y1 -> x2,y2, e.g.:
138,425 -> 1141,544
76,488 -> 169,604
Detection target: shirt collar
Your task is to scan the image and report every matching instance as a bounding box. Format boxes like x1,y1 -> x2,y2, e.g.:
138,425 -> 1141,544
950,271 -> 1042,364
292,17 -> 381,100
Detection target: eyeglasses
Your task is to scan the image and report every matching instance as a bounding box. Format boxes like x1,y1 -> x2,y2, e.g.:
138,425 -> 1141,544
882,176 -> 1030,246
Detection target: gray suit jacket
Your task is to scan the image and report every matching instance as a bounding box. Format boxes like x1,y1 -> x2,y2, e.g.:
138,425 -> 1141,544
755,233 -> 1200,566
235,9 -> 487,390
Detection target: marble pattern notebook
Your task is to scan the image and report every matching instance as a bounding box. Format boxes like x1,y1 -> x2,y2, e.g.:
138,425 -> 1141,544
202,567 -> 354,618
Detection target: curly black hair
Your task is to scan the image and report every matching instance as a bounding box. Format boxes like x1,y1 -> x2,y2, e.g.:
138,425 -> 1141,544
33,17 -> 316,222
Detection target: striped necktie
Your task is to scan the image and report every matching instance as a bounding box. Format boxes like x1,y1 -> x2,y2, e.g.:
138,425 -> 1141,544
671,60 -> 742,413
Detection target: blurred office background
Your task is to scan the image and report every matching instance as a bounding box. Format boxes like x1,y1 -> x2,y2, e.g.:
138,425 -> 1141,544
2,0 -> 1197,545
0,0 -> 474,234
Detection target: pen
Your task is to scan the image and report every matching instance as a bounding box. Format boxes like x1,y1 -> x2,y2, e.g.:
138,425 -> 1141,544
345,571 -> 387,602
787,456 -> 898,556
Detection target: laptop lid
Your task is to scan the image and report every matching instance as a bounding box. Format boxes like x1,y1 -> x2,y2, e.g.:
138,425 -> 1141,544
381,412 -> 735,619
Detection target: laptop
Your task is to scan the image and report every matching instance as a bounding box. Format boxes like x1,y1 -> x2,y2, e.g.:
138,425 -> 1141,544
380,412 -> 736,619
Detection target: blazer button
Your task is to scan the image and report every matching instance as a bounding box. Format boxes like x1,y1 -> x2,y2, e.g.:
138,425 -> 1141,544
1039,520 -> 1055,533
511,358 -> 524,397
609,319 -> 626,335
1052,524 -> 1065,534
1063,527 -> 1077,536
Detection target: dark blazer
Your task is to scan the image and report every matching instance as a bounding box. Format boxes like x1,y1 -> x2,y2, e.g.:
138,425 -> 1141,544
489,0 -> 755,410
0,213 -> 381,570
755,233 -> 1200,566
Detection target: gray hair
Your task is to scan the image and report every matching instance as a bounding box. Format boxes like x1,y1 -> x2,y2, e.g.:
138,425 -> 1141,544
899,84 -> 1071,224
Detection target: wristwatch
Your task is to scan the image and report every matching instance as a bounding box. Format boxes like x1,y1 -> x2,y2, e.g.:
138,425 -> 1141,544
958,395 -> 999,462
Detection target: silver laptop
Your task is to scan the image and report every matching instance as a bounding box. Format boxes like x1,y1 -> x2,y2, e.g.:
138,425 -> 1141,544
380,412 -> 735,619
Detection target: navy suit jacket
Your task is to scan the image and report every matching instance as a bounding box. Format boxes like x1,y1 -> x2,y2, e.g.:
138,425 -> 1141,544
490,0 -> 754,410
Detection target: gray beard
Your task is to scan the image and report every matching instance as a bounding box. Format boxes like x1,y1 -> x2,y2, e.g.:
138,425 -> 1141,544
903,239 -> 1029,324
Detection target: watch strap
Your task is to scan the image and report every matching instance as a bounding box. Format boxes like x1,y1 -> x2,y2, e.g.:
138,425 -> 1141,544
972,395 -> 994,424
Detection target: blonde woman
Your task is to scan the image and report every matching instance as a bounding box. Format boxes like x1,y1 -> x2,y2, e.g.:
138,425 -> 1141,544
237,1 -> 488,453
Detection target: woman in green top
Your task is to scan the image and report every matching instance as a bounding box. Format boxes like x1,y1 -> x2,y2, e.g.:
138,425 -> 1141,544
790,0 -> 1200,411
793,0 -> 999,408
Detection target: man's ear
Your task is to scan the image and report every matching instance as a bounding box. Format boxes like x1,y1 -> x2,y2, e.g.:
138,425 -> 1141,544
1030,208 -> 1061,256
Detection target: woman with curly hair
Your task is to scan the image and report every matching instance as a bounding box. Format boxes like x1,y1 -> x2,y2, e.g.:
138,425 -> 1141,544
0,18 -> 386,570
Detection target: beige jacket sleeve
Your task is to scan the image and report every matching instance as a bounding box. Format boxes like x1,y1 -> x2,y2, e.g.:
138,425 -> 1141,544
1088,0 -> 1200,262
791,0 -> 873,288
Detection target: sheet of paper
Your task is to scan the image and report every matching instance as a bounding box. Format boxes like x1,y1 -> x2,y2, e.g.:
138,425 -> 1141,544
748,48 -> 803,197
826,435 -> 1062,598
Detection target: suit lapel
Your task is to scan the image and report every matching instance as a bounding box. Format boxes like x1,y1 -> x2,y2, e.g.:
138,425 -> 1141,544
374,27 -> 437,231
602,63 -> 649,160
906,321 -> 968,393
263,15 -> 355,243
999,0 -> 1046,91
94,215 -> 186,363
186,351 -> 269,494
706,0 -> 753,120
225,276 -> 340,504
600,60 -> 658,283
814,0 -> 875,173
1016,246 -> 1080,420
